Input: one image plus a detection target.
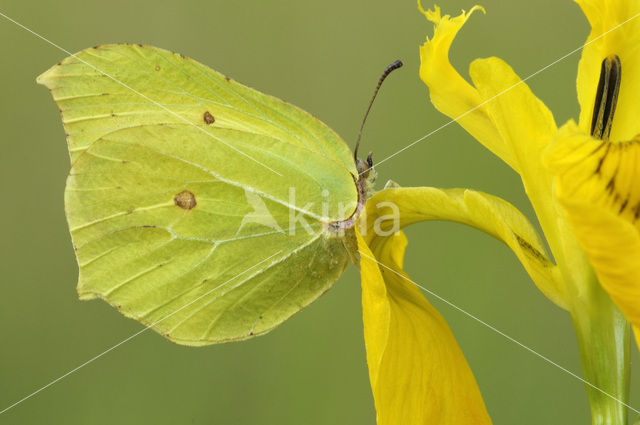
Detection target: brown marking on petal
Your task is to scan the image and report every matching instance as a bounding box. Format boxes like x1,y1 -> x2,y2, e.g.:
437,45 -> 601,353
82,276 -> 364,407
595,144 -> 611,174
174,190 -> 197,210
155,65 -> 161,71
606,177 -> 616,194
589,139 -> 640,222
619,198 -> 629,214
203,111 -> 215,125
514,233 -> 551,266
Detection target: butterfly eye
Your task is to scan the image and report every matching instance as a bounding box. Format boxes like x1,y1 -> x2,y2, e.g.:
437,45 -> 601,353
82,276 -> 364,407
366,152 -> 374,168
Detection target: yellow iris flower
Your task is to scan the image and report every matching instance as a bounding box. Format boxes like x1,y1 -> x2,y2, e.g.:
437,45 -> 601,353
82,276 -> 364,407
356,0 -> 640,423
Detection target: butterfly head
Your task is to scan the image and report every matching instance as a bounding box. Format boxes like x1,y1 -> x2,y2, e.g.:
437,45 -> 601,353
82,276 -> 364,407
355,151 -> 376,201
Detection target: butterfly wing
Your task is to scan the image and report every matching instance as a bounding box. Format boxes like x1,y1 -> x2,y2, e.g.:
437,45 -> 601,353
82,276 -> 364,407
39,45 -> 358,345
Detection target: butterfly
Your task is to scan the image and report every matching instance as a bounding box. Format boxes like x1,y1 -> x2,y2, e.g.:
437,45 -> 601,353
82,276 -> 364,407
38,44 -> 399,345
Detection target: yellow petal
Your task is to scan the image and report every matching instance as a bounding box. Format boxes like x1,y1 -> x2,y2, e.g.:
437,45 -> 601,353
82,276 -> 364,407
356,228 -> 492,424
418,3 -> 517,171
468,57 -> 562,253
361,187 -> 566,309
546,121 -> 640,343
576,0 -> 640,142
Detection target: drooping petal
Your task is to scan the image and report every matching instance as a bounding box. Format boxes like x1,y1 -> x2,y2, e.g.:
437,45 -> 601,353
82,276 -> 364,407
546,121 -> 640,343
356,228 -> 492,424
361,186 -> 566,309
576,0 -> 640,142
468,57 -> 562,251
418,3 -> 517,171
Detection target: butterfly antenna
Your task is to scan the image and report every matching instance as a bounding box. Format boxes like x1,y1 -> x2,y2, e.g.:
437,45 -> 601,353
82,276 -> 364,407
353,59 -> 403,162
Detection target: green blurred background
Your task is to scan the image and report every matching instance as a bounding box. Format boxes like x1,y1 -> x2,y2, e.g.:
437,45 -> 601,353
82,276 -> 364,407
1,0 -> 638,423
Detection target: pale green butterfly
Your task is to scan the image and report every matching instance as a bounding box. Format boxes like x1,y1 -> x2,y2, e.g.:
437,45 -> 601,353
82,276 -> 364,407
38,44 -> 400,345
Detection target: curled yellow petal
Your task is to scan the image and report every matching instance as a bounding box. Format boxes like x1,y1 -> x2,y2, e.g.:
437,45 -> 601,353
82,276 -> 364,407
576,0 -> 640,142
468,57 -> 563,254
418,3 -> 517,171
361,187 -> 566,309
546,122 -> 640,342
356,228 -> 492,424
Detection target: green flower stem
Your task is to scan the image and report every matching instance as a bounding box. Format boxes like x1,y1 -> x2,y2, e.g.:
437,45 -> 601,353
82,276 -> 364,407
570,279 -> 630,425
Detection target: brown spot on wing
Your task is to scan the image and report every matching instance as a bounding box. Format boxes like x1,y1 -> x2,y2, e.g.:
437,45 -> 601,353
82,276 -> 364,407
174,190 -> 197,210
203,111 -> 215,125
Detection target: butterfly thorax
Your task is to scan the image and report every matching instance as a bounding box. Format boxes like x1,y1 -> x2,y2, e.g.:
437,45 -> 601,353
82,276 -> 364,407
334,155 -> 377,266
325,154 -> 376,239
